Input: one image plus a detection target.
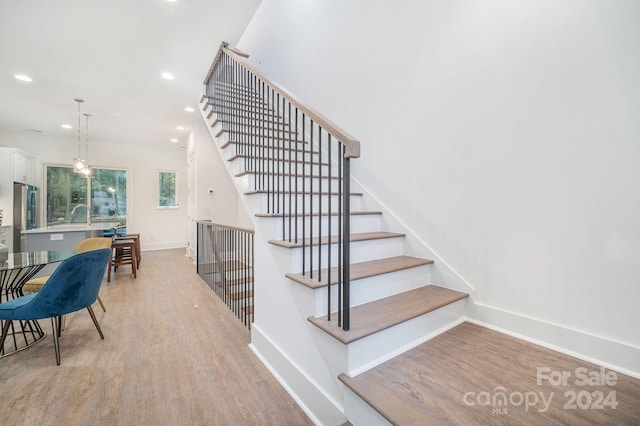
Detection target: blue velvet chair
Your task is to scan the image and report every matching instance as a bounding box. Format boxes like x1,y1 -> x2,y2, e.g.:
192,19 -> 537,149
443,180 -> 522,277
0,248 -> 111,365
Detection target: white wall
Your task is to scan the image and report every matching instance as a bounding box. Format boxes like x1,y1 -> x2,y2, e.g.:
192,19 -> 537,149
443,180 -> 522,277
0,130 -> 188,251
189,117 -> 253,229
237,0 -> 640,371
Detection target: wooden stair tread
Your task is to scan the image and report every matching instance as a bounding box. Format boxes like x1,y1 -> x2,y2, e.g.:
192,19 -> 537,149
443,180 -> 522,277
308,285 -> 468,344
245,190 -> 363,196
238,171 -> 340,179
230,290 -> 254,300
270,232 -> 404,249
220,130 -> 301,138
286,256 -> 433,289
257,210 -> 382,219
220,140 -> 320,155
229,155 -> 327,166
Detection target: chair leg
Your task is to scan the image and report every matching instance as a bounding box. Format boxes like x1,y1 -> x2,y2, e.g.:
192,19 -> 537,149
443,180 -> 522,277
51,317 -> 61,365
97,295 -> 106,312
0,320 -> 11,350
87,306 -> 104,340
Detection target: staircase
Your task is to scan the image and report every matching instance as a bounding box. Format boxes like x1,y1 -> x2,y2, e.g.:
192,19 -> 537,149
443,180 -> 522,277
198,43 -> 472,425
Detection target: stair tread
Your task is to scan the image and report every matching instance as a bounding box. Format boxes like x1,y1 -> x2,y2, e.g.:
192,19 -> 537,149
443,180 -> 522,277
221,140 -> 320,155
270,231 -> 404,249
257,210 -> 382,219
238,170 -> 340,179
229,154 -> 328,166
286,255 -> 433,289
230,290 -> 254,300
245,190 -> 363,196
308,285 -> 468,344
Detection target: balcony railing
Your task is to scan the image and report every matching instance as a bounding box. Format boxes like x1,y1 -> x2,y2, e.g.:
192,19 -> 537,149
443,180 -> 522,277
197,221 -> 254,329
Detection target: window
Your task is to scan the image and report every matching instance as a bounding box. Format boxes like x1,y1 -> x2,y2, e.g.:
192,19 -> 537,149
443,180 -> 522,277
46,165 -> 127,226
158,170 -> 178,208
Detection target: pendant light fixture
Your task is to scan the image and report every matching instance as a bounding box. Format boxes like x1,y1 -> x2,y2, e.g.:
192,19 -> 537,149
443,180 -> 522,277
81,112 -> 92,177
73,98 -> 85,173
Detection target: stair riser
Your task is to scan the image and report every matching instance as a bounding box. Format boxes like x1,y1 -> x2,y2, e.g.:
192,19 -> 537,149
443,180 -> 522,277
228,157 -> 331,177
246,193 -> 364,214
342,386 -> 391,426
312,264 -> 433,317
271,236 -> 404,274
238,174 -> 342,193
261,214 -> 382,241
222,144 -> 320,163
347,300 -> 467,376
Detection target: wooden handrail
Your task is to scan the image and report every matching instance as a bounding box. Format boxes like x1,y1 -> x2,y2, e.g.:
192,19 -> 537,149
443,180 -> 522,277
202,41 -> 229,85
196,220 -> 255,235
221,46 -> 361,159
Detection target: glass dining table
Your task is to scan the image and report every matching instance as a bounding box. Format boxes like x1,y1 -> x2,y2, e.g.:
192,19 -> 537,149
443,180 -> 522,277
0,250 -> 76,357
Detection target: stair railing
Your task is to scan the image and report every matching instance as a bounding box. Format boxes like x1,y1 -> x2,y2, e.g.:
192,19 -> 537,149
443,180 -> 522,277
197,220 -> 255,329
202,42 -> 360,330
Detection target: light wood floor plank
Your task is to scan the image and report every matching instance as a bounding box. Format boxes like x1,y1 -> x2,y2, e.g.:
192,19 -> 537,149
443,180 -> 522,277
339,322 -> 640,425
0,249 -> 311,426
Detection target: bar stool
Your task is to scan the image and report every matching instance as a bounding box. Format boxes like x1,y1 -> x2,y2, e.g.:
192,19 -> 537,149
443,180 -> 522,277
117,233 -> 141,267
108,238 -> 137,282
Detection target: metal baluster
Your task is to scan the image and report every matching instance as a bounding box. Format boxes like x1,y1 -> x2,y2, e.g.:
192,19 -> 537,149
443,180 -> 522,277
301,114 -> 306,276
343,153 -> 351,331
327,134 -> 332,320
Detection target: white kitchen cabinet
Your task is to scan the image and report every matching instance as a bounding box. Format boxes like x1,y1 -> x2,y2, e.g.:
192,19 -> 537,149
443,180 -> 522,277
0,147 -> 37,251
13,149 -> 35,185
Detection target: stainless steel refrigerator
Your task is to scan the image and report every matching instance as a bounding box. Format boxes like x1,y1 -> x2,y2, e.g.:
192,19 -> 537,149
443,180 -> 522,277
13,182 -> 39,252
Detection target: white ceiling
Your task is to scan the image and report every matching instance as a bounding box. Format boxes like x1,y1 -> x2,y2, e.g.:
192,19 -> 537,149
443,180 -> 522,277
0,0 -> 261,148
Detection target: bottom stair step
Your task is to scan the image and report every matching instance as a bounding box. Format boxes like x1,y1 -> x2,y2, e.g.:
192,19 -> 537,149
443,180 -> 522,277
308,285 -> 468,344
339,322 -> 640,425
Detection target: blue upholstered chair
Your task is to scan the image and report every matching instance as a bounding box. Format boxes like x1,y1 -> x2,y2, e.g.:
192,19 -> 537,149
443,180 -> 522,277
0,248 -> 111,365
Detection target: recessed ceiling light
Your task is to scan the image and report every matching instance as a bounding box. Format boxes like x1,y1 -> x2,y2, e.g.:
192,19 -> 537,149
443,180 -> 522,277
170,138 -> 179,143
61,124 -> 72,129
184,106 -> 195,113
15,74 -> 32,82
176,126 -> 185,130
161,72 -> 175,80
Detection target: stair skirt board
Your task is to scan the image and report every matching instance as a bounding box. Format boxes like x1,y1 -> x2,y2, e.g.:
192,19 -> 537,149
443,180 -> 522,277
250,324 -> 348,426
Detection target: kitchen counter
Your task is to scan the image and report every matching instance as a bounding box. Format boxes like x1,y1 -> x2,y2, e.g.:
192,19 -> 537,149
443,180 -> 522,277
21,223 -> 121,251
22,222 -> 120,234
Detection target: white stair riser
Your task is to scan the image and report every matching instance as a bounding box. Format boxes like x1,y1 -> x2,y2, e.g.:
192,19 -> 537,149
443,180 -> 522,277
342,385 -> 391,426
347,300 -> 467,376
222,145 -> 319,163
273,237 -> 405,274
239,174 -> 343,193
312,264 -> 433,317
261,213 -> 382,241
229,157 -> 331,176
247,192 -> 364,213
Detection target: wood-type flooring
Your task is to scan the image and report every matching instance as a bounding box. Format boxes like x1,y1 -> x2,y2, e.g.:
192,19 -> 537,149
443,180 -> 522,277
0,249 -> 312,426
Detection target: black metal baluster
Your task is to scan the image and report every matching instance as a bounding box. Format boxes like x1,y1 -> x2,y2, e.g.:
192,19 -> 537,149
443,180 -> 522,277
301,114 -> 306,276
327,134 -> 332,320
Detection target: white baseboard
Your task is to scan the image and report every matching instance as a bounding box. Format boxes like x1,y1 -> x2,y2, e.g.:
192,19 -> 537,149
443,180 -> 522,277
469,302 -> 640,379
250,324 -> 347,426
140,241 -> 187,251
